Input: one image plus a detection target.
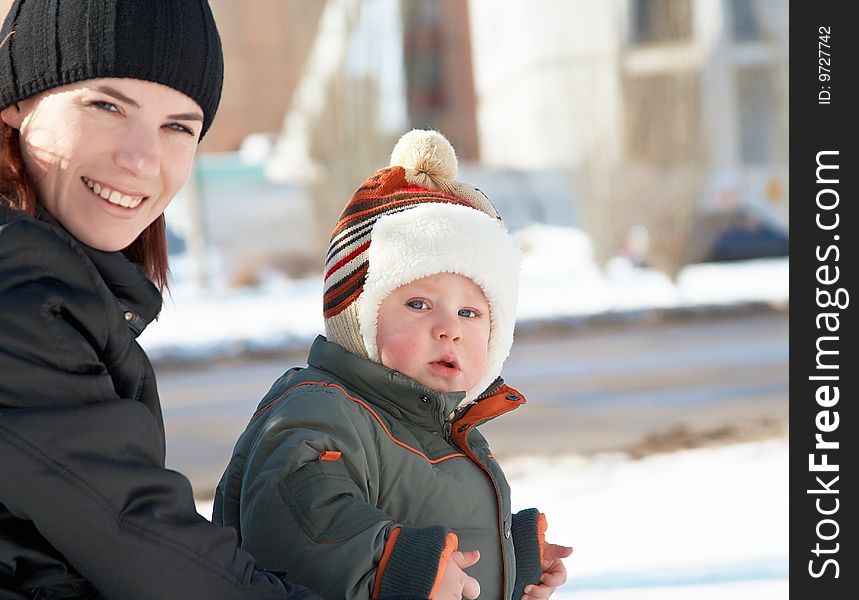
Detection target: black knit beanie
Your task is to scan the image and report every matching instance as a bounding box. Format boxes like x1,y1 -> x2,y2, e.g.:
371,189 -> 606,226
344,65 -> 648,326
0,0 -> 223,138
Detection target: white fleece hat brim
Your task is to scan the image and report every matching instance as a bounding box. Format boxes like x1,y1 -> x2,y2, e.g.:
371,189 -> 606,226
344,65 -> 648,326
358,203 -> 521,402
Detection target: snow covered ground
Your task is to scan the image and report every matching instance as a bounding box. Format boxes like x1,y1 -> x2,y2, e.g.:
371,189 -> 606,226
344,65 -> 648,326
195,439 -> 788,598
509,439 -> 788,598
140,224 -> 789,362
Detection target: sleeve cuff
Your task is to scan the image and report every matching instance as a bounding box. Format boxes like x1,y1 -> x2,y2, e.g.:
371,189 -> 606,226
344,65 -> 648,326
511,508 -> 547,599
374,525 -> 458,599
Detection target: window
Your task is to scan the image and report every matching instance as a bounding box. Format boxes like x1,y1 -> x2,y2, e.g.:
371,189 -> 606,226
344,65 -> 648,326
624,72 -> 701,165
730,0 -> 763,42
736,66 -> 780,163
631,0 -> 693,44
401,1 -> 447,117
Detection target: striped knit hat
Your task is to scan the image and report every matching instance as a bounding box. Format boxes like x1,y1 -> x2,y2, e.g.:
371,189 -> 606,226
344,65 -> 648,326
324,130 -> 521,401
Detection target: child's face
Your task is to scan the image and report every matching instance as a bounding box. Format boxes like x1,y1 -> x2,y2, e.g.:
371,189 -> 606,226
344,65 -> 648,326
376,273 -> 490,395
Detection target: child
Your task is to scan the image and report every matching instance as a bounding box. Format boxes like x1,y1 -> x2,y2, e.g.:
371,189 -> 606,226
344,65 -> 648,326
214,130 -> 572,600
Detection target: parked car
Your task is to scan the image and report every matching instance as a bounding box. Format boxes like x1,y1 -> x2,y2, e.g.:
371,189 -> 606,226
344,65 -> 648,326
708,213 -> 789,262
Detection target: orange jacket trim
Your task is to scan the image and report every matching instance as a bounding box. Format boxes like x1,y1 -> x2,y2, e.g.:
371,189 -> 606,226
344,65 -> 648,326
450,384 -> 526,446
253,381 -> 467,464
319,451 -> 342,462
537,512 -> 548,563
428,532 -> 460,600
373,526 -> 402,598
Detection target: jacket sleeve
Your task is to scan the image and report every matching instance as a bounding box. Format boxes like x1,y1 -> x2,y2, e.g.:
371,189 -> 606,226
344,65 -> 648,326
510,508 -> 547,600
0,223 -> 319,600
0,403 -> 320,600
226,386 -> 457,600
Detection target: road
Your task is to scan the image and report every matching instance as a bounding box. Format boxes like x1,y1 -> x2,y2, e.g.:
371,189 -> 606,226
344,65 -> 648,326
157,309 -> 788,497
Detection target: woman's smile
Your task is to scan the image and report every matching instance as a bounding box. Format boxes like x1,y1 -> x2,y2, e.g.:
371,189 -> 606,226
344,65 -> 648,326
81,176 -> 146,209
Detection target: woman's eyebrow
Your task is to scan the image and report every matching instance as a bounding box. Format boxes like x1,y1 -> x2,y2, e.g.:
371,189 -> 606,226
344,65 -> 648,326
96,85 -> 138,107
94,85 -> 203,121
167,111 -> 204,122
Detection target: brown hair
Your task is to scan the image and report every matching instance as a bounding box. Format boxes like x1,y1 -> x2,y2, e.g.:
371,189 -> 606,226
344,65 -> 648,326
0,121 -> 170,290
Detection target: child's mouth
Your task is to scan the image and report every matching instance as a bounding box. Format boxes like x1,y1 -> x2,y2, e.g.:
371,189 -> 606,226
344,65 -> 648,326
430,360 -> 460,377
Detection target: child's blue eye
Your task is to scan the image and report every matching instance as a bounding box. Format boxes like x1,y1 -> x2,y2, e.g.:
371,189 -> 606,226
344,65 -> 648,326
459,308 -> 479,318
407,299 -> 429,310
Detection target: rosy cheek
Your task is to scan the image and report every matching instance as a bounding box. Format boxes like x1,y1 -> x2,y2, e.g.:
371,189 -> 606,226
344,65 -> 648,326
390,335 -> 416,362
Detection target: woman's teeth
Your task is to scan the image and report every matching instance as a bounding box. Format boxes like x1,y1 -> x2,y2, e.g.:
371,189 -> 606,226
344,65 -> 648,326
83,177 -> 143,208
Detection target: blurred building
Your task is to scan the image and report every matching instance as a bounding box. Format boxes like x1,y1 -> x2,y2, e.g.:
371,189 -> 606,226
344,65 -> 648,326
400,0 -> 480,160
465,0 -> 788,270
1,0 -> 789,276
203,0 -> 324,152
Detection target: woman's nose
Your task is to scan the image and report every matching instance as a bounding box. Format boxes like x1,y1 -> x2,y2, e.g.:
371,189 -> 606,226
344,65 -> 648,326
114,126 -> 160,179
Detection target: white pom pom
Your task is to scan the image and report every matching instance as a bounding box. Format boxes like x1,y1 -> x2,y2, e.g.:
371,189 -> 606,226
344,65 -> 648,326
389,129 -> 457,189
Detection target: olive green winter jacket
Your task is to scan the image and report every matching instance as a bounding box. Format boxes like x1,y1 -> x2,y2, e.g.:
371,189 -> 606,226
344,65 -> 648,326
213,336 -> 546,600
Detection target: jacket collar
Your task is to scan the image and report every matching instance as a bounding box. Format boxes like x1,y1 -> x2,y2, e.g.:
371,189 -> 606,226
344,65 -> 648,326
81,245 -> 162,336
308,336 -> 466,432
37,206 -> 162,336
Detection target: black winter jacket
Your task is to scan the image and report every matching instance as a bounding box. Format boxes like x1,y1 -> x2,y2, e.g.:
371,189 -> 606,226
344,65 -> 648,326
0,205 -> 318,600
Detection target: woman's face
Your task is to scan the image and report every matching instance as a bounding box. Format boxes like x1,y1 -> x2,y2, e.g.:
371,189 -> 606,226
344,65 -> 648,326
1,78 -> 203,251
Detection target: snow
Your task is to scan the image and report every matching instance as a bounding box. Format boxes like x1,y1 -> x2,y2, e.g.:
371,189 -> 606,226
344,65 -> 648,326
552,579 -> 788,600
139,224 -> 788,362
506,440 -> 788,595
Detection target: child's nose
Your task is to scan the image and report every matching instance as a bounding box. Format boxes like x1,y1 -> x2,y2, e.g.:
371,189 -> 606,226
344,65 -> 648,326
432,314 -> 462,343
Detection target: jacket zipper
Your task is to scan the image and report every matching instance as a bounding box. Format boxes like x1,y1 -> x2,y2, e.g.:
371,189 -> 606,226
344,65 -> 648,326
447,383 -> 524,599
455,421 -> 508,599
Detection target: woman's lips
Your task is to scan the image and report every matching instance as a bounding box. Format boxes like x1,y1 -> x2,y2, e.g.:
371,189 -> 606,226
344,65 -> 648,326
82,176 -> 146,209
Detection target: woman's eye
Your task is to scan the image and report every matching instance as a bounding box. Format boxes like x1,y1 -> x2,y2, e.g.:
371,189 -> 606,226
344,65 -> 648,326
91,100 -> 119,112
167,122 -> 196,136
407,299 -> 428,310
458,308 -> 479,318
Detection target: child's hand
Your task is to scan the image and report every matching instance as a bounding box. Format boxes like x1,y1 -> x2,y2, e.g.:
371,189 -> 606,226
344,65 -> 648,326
433,549 -> 481,600
521,542 -> 573,599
